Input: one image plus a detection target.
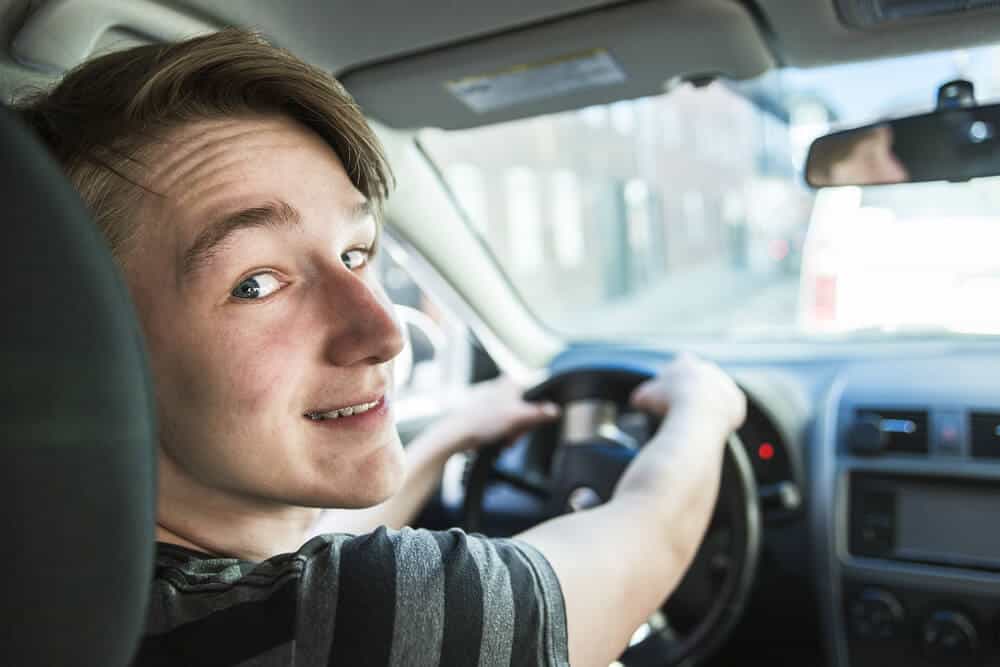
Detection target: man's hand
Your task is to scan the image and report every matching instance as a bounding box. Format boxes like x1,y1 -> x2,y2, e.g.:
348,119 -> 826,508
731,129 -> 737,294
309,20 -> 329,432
516,354 -> 747,667
428,376 -> 561,457
629,353 -> 747,451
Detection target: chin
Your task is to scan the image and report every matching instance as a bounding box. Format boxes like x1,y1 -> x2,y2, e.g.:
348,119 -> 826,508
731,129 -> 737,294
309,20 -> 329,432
353,462 -> 405,507
361,438 -> 407,503
313,433 -> 406,509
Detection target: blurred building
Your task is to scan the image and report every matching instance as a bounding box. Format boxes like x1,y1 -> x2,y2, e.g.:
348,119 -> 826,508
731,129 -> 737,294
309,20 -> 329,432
422,81 -> 812,323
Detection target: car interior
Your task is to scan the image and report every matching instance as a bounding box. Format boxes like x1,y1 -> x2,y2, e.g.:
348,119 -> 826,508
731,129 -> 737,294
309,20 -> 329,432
3,1 -> 1000,666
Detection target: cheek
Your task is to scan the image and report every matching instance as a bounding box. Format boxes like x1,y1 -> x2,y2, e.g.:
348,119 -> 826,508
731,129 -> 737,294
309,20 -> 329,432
140,302 -> 308,422
127,280 -> 193,393
218,317 -> 309,415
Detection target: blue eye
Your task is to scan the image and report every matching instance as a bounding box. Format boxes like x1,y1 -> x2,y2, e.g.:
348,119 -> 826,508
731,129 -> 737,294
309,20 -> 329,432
231,273 -> 282,300
341,248 -> 370,270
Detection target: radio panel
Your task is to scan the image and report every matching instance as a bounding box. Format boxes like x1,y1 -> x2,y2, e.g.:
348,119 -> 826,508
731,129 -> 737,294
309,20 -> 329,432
850,473 -> 1000,572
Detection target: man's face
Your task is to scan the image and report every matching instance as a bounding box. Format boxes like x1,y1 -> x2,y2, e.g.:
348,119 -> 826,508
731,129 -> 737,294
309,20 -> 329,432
124,115 -> 405,510
830,125 -> 909,186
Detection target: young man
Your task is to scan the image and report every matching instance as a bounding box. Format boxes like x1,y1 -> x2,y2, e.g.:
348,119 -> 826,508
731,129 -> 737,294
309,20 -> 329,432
18,29 -> 745,667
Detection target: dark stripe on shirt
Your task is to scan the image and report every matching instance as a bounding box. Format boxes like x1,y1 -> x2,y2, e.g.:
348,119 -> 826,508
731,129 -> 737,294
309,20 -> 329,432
329,527 -> 397,666
430,530 -> 484,666
131,577 -> 298,667
497,543 -> 542,666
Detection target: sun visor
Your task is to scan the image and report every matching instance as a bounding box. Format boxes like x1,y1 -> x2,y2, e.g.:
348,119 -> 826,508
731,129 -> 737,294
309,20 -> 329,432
339,0 -> 775,130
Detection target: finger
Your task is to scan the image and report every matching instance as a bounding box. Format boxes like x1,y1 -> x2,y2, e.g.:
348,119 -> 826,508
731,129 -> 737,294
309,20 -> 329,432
538,401 -> 560,419
501,402 -> 561,437
517,401 -> 560,424
629,380 -> 656,408
630,382 -> 671,415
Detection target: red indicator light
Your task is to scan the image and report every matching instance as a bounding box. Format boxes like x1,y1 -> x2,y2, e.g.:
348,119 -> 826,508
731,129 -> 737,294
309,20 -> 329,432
758,442 -> 775,461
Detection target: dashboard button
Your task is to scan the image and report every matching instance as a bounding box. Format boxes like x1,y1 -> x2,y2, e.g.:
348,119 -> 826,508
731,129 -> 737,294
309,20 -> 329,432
933,411 -> 964,456
922,610 -> 978,661
851,491 -> 895,557
971,413 -> 1000,459
847,588 -> 904,640
849,416 -> 887,455
759,481 -> 801,512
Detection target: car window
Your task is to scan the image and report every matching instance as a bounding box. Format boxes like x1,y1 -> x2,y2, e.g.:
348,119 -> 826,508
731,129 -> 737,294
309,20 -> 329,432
420,41 -> 1000,341
376,239 -> 472,420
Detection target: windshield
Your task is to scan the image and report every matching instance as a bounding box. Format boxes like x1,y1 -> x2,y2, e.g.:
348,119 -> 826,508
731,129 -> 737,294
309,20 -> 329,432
419,42 -> 1000,341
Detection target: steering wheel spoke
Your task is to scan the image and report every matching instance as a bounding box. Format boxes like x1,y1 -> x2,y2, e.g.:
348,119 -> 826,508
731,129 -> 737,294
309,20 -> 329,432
490,465 -> 551,498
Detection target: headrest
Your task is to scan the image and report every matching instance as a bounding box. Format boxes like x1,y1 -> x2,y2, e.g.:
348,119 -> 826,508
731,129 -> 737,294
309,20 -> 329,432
0,106 -> 156,666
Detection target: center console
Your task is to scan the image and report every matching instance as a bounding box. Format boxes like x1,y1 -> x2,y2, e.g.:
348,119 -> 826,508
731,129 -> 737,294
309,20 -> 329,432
813,356 -> 1000,667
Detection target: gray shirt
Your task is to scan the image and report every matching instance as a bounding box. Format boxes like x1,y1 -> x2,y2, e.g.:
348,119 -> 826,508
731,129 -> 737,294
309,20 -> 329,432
131,527 -> 570,666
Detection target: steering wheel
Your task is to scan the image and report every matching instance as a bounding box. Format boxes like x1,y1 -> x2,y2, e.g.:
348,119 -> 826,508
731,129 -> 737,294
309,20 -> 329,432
463,367 -> 761,666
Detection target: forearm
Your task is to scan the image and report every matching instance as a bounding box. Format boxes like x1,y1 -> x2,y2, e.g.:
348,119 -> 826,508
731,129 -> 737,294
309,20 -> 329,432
309,422 -> 463,535
615,405 -> 727,526
606,411 -> 731,597
516,408 -> 731,666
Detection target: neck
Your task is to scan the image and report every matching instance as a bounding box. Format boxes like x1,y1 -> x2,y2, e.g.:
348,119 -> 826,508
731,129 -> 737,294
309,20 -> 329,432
155,451 -> 320,562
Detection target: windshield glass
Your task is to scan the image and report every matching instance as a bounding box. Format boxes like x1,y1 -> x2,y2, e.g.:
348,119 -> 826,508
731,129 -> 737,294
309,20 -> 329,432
419,42 -> 1000,340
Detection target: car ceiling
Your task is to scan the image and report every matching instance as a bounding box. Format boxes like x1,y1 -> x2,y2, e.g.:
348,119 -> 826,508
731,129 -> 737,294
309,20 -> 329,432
171,0 -> 1000,128
167,0 -> 1000,70
756,0 -> 1000,67
4,0 -> 1000,126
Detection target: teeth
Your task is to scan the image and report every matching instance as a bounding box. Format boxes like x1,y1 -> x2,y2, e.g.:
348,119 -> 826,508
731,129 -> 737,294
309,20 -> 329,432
307,399 -> 379,421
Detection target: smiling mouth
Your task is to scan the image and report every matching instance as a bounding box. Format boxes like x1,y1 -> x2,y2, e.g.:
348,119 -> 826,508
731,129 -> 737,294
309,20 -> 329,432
304,397 -> 382,421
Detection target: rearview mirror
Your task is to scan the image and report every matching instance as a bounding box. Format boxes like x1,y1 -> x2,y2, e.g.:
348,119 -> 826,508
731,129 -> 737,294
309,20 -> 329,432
805,84 -> 1000,188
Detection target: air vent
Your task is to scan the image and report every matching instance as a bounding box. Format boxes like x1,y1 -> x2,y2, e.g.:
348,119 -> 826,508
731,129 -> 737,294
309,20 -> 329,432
856,409 -> 929,454
836,0 -> 1000,28
971,412 -> 1000,459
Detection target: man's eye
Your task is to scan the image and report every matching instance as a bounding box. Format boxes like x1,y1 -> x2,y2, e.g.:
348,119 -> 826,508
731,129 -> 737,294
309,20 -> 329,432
231,273 -> 282,300
341,248 -> 370,270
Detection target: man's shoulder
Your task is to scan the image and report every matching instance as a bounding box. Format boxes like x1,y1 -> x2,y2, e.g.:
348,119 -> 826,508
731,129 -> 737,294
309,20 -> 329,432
151,526 -> 558,601
140,528 -> 568,666
149,527 -> 487,598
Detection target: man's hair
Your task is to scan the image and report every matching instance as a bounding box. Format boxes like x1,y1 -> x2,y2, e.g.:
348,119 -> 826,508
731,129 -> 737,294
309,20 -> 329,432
15,28 -> 392,257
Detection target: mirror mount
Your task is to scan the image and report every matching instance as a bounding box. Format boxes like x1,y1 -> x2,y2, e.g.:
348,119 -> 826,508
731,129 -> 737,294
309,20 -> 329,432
937,79 -> 977,111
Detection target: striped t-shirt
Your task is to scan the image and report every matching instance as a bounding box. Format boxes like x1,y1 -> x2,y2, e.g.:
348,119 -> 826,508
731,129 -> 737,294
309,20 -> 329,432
131,527 -> 569,666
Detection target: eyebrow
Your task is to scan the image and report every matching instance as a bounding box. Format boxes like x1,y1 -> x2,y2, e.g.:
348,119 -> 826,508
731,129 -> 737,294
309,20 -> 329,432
181,199 -> 374,277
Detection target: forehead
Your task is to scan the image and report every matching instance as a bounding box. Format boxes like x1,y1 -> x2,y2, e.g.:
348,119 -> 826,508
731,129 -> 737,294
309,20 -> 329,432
143,115 -> 364,229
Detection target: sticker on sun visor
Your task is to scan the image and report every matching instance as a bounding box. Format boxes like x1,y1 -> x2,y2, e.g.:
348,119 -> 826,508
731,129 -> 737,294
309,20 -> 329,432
446,49 -> 625,113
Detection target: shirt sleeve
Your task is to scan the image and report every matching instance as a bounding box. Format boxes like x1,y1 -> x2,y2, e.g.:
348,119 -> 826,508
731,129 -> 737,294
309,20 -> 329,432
297,527 -> 570,667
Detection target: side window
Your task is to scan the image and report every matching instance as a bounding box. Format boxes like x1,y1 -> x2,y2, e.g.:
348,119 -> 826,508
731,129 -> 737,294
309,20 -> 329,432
376,237 -> 472,419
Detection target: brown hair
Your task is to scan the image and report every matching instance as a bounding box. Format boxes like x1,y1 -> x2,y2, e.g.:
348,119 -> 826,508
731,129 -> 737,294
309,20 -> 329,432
15,28 -> 393,257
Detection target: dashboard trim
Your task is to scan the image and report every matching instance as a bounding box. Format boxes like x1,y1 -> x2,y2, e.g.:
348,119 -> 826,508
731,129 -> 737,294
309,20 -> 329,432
813,372 -> 850,667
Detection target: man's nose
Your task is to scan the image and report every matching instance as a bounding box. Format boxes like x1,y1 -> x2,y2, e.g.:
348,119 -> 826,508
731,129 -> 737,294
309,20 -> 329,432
320,271 -> 404,367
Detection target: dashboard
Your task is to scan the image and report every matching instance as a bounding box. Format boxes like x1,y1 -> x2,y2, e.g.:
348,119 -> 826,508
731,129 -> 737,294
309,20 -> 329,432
424,342 -> 1000,666
546,343 -> 1000,667
815,355 -> 1000,667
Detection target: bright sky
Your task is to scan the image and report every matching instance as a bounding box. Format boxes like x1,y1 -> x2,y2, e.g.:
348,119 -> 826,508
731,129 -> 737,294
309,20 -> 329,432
773,41 -> 1000,124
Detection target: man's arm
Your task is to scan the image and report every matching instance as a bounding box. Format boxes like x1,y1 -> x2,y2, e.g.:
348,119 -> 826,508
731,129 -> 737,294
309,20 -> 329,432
515,355 -> 746,667
309,378 -> 560,535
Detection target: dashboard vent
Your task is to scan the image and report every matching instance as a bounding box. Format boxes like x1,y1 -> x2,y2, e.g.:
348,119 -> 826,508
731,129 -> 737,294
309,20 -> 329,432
971,412 -> 1000,459
836,0 -> 1000,28
856,408 -> 929,454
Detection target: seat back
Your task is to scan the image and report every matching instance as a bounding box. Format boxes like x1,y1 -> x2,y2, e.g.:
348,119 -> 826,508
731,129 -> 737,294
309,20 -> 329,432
0,106 -> 156,666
